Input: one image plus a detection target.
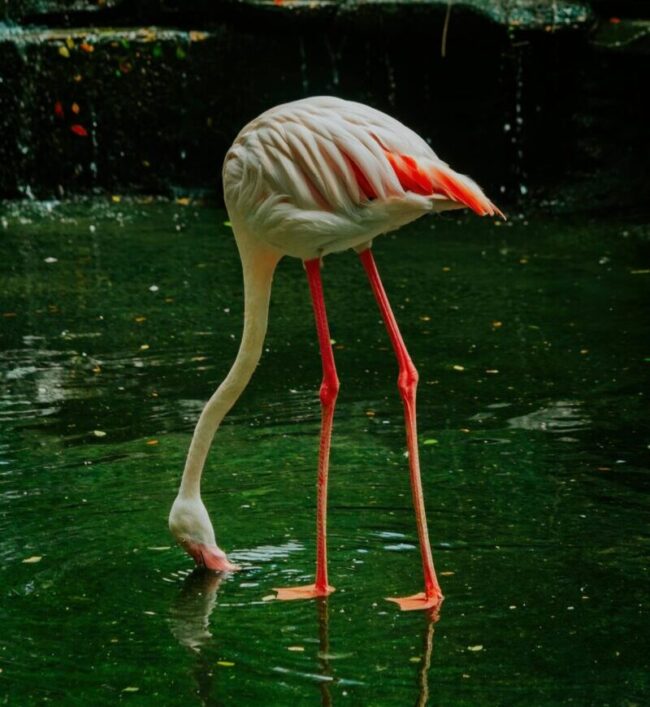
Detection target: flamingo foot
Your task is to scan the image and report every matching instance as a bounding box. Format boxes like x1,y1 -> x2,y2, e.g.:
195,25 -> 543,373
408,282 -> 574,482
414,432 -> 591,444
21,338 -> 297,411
183,540 -> 240,572
273,583 -> 335,601
386,591 -> 443,612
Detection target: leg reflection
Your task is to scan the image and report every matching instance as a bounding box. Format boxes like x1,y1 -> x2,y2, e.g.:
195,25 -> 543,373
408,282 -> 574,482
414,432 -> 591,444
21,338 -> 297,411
416,609 -> 440,707
316,597 -> 334,707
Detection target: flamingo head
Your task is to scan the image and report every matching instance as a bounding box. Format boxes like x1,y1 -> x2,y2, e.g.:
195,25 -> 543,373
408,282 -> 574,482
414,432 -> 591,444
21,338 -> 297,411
168,495 -> 240,572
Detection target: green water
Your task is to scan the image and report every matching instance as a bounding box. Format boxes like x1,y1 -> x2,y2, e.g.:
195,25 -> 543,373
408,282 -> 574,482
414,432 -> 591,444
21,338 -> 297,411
0,199 -> 648,705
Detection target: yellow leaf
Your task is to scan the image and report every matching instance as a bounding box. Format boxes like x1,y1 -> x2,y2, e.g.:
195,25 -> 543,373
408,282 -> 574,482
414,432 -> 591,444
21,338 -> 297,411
217,661 -> 235,667
22,556 -> 43,564
58,46 -> 70,58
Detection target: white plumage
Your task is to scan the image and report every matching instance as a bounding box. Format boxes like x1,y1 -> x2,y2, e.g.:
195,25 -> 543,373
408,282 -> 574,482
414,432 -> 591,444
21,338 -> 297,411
223,96 -> 500,260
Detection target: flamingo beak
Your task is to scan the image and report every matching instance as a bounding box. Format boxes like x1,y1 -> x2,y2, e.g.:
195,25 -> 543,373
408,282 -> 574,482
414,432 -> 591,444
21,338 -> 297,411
182,540 -> 240,572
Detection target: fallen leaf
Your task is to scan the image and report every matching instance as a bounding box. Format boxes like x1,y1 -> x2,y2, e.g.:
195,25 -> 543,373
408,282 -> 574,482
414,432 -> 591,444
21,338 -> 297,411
80,42 -> 94,53
22,556 -> 43,564
122,687 -> 139,693
288,646 -> 304,652
92,430 -> 107,437
146,439 -> 159,446
467,645 -> 483,652
452,365 -> 464,371
217,661 -> 235,667
65,37 -> 74,50
70,124 -> 88,137
54,101 -> 64,118
423,438 -> 438,445
58,46 -> 70,58
71,102 -> 80,115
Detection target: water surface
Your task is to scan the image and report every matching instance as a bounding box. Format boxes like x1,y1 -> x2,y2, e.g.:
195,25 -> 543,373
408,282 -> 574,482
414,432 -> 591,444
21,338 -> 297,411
0,199 -> 648,704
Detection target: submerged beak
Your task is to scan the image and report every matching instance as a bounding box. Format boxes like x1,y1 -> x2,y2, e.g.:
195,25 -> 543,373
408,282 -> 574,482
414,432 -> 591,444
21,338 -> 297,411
182,539 -> 240,572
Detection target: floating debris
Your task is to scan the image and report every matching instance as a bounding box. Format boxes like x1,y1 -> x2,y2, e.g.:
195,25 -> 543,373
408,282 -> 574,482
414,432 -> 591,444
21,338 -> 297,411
22,556 -> 43,564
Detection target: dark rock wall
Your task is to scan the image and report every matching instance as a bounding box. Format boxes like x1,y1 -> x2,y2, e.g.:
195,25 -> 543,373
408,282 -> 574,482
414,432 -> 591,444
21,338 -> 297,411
0,1 -> 647,209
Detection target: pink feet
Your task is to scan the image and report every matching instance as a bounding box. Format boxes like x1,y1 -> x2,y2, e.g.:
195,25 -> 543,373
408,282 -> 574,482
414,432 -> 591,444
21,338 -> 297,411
274,583 -> 335,601
386,591 -> 444,612
183,540 -> 240,572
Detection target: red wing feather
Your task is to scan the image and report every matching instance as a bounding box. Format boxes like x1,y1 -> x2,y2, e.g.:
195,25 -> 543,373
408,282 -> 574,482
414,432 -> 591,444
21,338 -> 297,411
384,150 -> 504,218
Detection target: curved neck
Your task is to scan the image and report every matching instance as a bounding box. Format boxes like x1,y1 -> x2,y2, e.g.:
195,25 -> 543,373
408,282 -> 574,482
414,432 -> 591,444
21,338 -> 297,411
179,236 -> 280,499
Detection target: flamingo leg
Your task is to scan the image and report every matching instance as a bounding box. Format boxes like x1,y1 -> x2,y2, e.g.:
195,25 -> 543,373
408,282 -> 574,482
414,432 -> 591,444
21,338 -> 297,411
274,258 -> 337,601
359,248 -> 443,611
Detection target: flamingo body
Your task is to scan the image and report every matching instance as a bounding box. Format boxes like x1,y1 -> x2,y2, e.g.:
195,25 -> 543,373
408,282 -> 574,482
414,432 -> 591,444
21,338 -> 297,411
170,96 -> 502,610
223,96 -> 501,260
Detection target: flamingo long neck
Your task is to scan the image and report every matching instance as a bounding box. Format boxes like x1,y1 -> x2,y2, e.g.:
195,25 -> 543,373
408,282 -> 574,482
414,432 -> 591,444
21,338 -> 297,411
178,235 -> 280,499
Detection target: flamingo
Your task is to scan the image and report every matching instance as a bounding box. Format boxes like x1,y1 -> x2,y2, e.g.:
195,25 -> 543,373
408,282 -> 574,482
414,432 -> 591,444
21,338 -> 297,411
169,96 -> 503,611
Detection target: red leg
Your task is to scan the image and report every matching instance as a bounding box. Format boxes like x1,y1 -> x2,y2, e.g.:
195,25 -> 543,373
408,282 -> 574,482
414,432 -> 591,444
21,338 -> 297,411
274,258 -> 337,601
359,248 -> 443,611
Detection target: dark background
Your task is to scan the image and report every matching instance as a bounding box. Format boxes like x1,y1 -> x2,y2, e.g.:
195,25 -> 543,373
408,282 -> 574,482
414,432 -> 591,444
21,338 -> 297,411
1,0 -> 648,213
